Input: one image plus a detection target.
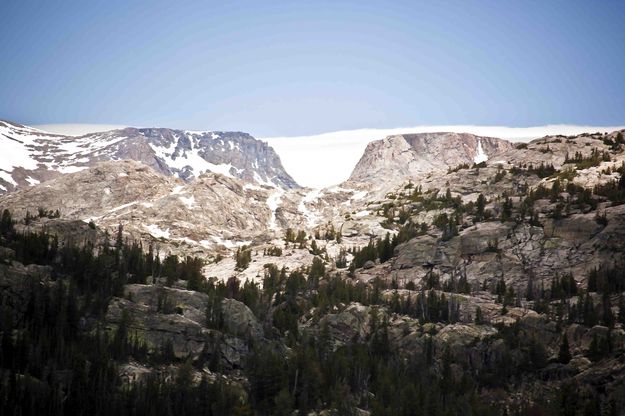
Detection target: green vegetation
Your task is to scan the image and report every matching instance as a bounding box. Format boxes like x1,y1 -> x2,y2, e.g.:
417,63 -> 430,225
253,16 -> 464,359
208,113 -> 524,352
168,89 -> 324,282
564,148 -> 611,169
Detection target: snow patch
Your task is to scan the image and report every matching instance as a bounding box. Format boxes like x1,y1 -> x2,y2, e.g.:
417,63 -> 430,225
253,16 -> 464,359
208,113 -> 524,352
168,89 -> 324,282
298,189 -> 323,227
171,185 -> 185,195
474,138 -> 488,164
0,171 -> 17,187
351,191 -> 368,200
145,224 -> 170,239
58,166 -> 88,174
203,236 -> 251,249
108,201 -> 138,213
150,135 -> 235,179
267,189 -> 284,230
179,195 -> 196,208
243,183 -> 263,191
254,171 -> 277,188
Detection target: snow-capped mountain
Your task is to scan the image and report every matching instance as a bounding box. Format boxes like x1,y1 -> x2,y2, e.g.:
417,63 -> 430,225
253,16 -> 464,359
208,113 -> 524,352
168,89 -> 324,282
347,132 -> 514,185
0,120 -> 298,193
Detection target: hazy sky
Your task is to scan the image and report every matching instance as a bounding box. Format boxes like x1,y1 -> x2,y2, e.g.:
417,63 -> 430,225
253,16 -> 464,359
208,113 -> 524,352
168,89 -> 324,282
1,0 -> 624,136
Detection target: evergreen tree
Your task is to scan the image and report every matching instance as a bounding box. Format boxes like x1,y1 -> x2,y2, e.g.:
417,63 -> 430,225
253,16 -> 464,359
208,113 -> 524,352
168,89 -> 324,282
475,306 -> 484,324
558,333 -> 572,364
476,193 -> 486,221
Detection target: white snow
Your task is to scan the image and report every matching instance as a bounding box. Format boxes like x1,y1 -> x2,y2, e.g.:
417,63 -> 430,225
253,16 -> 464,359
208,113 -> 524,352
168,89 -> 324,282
351,191 -> 368,201
474,138 -> 488,164
0,125 -> 41,171
327,186 -> 354,193
150,135 -> 235,179
145,224 -> 170,239
354,210 -> 370,218
205,162 -> 235,178
203,236 -> 251,249
266,189 -> 284,229
253,171 -> 277,188
173,236 -> 198,246
58,166 -> 88,174
298,189 -> 323,227
108,201 -> 139,213
171,185 -> 185,194
0,171 -> 17,187
179,195 -> 196,208
243,183 -> 263,191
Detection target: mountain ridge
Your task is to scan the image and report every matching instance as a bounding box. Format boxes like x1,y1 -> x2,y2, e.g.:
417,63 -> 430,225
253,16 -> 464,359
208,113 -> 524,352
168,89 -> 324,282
347,132 -> 515,185
0,120 -> 299,193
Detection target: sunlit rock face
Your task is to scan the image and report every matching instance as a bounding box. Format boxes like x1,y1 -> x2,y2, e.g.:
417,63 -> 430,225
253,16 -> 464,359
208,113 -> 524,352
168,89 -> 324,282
0,120 -> 299,194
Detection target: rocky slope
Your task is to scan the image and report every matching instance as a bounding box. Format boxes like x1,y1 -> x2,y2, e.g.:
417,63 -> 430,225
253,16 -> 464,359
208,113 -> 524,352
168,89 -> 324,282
348,132 -> 514,185
0,120 -> 298,193
3,128 -> 625,414
0,160 -> 282,255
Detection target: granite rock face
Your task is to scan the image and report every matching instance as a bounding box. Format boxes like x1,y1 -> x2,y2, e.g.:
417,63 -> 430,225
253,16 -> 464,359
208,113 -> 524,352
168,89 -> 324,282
104,284 -> 264,369
0,121 -> 298,193
348,132 -> 514,185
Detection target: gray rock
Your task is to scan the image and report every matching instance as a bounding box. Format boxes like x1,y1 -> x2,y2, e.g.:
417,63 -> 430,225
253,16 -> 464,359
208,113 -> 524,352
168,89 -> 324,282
0,121 -> 299,194
363,260 -> 375,269
221,298 -> 263,340
0,246 -> 15,263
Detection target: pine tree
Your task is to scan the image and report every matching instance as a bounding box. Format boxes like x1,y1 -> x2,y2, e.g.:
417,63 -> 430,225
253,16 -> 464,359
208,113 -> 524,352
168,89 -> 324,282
558,333 -> 572,364
618,296 -> 625,325
475,306 -> 484,324
602,293 -> 615,328
476,194 -> 486,221
0,209 -> 14,240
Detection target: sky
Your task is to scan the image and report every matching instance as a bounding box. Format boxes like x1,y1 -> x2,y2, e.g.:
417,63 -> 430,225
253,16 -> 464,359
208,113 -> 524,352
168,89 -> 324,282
1,0 -> 625,137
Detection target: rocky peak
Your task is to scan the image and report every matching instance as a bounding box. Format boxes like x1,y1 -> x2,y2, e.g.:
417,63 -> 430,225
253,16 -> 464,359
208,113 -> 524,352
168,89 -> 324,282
348,132 -> 514,185
0,120 -> 299,194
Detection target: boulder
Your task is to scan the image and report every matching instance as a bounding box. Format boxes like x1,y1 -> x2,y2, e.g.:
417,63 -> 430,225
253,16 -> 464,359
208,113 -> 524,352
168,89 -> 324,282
0,246 -> 15,263
363,260 -> 375,270
106,297 -> 209,359
392,235 -> 439,270
221,298 -> 263,340
307,303 -> 380,346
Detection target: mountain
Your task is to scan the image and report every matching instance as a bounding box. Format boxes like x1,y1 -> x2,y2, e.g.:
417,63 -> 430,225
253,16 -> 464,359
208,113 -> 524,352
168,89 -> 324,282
348,132 -> 515,184
3,128 -> 625,414
262,124 -> 625,188
0,120 -> 299,194
0,159 -> 293,255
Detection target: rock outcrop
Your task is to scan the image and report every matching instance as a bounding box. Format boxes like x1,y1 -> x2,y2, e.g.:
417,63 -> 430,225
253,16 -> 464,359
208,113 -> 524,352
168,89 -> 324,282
348,132 -> 514,185
0,120 -> 299,193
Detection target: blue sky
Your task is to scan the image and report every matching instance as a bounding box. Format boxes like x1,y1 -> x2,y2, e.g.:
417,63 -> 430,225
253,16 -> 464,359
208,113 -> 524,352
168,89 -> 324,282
1,0 -> 624,136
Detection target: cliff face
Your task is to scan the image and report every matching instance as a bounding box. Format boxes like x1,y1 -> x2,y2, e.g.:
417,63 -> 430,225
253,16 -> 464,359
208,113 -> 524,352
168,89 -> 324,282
348,132 -> 514,184
0,121 -> 299,194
